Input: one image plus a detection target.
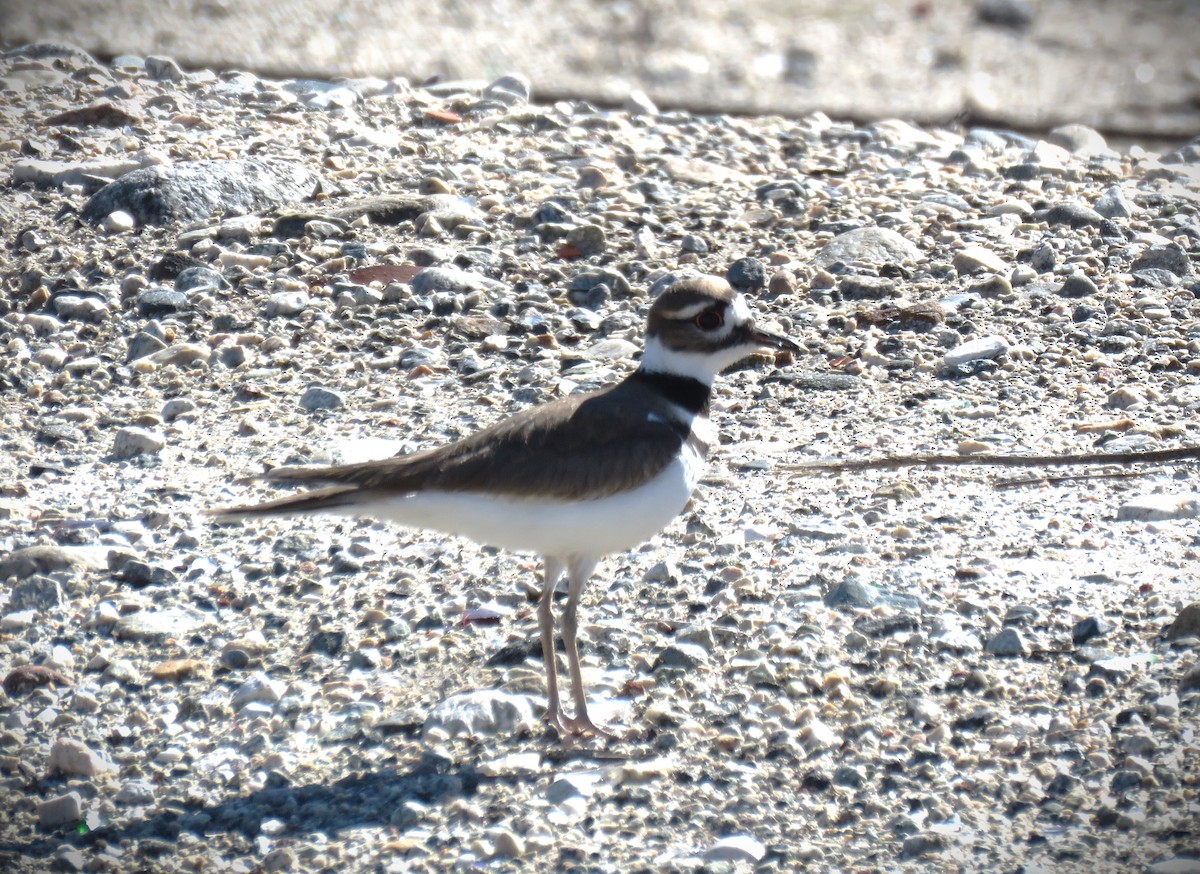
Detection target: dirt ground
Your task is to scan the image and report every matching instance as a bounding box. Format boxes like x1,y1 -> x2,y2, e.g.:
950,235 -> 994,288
2,0 -> 1198,144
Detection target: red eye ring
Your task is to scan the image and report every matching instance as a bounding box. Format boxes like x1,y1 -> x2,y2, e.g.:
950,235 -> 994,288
694,309 -> 724,330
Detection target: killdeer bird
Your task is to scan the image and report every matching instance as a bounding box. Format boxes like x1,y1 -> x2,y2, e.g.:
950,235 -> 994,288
210,275 -> 799,736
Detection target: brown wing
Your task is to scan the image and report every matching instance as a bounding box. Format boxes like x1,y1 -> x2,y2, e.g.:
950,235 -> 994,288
213,379 -> 692,517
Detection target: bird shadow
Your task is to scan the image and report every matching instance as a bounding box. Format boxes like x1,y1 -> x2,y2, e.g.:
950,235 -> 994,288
0,751 -> 479,864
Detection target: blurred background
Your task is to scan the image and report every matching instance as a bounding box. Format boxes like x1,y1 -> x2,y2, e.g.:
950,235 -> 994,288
3,0 -> 1198,145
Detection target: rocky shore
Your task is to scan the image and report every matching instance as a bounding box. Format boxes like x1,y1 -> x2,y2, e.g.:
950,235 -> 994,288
1,42 -> 1198,873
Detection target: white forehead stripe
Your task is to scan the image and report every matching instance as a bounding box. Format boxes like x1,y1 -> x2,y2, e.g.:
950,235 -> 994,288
657,299 -> 720,320
729,294 -> 752,324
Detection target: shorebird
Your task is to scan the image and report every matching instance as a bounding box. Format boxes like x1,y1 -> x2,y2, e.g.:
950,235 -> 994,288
210,275 -> 799,736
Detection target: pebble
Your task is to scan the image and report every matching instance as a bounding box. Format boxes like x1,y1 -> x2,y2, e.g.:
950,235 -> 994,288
111,426 -> 166,459
1057,272 -> 1099,298
114,606 -> 208,641
952,245 -> 1008,274
1166,603 -> 1200,642
145,54 -> 185,82
230,673 -> 287,709
942,335 -> 1009,367
814,226 -> 921,268
299,385 -> 345,411
1042,201 -> 1104,228
102,210 -> 136,233
48,738 -> 116,777
422,690 -> 536,737
1133,245 -> 1191,276
126,331 -> 169,361
1116,494 -> 1200,521
38,792 -> 82,828
985,627 -> 1028,656
265,290 -> 311,317
704,834 -> 767,864
1095,184 -> 1133,218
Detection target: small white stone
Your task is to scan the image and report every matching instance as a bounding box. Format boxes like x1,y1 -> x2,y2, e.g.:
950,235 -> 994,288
704,834 -> 767,864
38,792 -> 83,827
1117,494 -> 1200,522
48,737 -> 117,777
943,335 -> 1009,367
112,426 -> 166,459
231,673 -> 287,710
423,690 -> 536,737
952,245 -> 1008,274
264,290 -> 310,317
102,210 -> 136,233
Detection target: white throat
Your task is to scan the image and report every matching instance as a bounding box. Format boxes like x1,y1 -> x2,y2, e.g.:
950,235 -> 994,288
640,335 -> 750,385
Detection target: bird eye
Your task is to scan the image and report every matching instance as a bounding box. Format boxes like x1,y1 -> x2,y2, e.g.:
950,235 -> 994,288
694,309 -> 724,331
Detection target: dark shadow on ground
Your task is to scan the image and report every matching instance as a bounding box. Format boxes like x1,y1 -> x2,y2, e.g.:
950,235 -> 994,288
0,751 -> 479,866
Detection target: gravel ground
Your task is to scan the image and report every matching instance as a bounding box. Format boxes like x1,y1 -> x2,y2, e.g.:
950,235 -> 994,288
1,42 -> 1199,873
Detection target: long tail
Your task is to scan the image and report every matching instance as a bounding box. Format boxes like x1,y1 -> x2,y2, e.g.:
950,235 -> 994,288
206,483 -> 366,519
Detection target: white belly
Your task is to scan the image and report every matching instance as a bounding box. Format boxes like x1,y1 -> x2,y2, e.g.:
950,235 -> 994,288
330,446 -> 704,559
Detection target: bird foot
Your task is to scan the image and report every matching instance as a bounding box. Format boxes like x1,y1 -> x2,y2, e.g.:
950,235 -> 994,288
544,709 -> 620,740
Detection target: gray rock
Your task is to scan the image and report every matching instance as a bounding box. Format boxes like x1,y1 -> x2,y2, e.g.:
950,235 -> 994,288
0,545 -> 105,580
7,574 -> 64,611
725,257 -> 767,292
1072,616 -> 1111,645
410,266 -> 497,296
82,158 -> 317,226
174,265 -> 226,292
1133,245 -> 1191,276
1167,602 -> 1200,642
985,627 -> 1028,656
299,386 -> 344,411
814,226 -> 921,268
231,672 -> 287,709
824,577 -> 879,608
943,335 -> 1009,367
144,55 -> 185,81
1117,493 -> 1200,522
1161,137 -> 1200,165
704,834 -> 767,864
1095,185 -> 1133,218
1041,202 -> 1104,228
1147,860 -> 1200,874
837,275 -> 896,300
422,689 -> 536,737
264,290 -> 310,317
136,287 -> 189,315
1057,273 -> 1099,298
1047,124 -> 1107,155
976,0 -> 1036,29
126,332 -> 168,362
111,426 -> 166,459
113,606 -> 208,641
48,738 -> 116,777
569,268 -> 632,297
38,792 -> 82,828
653,643 -> 710,671
162,398 -> 196,422
484,73 -> 531,104
53,295 -> 109,322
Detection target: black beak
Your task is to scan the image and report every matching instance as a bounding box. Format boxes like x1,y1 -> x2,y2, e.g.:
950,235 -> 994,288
747,323 -> 802,355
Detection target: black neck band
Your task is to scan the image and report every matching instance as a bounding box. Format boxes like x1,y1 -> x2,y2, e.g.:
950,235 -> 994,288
631,369 -> 711,416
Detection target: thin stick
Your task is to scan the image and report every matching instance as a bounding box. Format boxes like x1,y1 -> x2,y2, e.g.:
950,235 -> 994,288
782,444 -> 1200,475
992,469 -> 1153,490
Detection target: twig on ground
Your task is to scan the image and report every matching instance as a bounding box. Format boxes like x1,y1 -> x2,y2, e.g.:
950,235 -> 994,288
782,444 -> 1200,475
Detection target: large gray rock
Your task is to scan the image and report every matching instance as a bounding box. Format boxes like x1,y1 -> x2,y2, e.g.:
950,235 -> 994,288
814,226 -> 921,268
82,158 -> 317,226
